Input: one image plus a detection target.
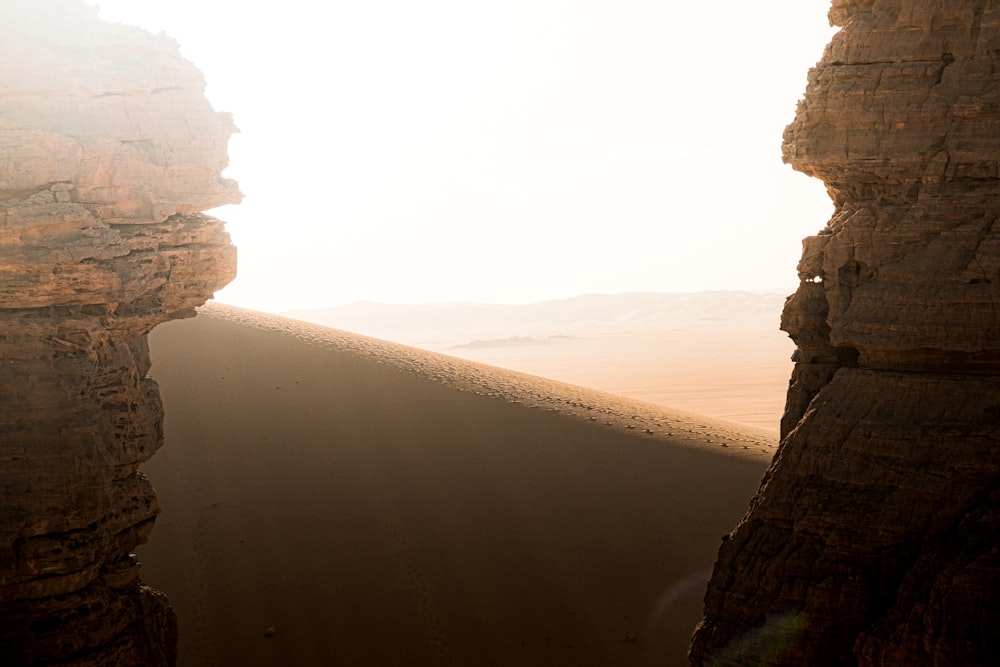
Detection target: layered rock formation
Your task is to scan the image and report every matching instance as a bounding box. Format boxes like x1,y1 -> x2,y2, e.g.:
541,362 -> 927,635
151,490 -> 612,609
0,2 -> 238,664
690,2 -> 1000,665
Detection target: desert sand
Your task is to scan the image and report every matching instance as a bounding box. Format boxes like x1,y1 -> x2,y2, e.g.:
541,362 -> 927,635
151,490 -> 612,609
140,303 -> 775,666
445,329 -> 791,433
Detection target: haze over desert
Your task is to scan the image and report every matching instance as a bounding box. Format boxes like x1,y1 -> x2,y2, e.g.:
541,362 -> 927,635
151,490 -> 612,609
7,1 -> 998,665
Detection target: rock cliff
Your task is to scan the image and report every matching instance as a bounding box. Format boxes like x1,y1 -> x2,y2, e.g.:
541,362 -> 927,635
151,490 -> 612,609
689,2 -> 1000,665
0,1 -> 238,664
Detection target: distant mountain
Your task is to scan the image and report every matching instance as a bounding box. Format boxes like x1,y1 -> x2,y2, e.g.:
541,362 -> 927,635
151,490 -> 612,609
283,290 -> 789,349
450,335 -> 578,350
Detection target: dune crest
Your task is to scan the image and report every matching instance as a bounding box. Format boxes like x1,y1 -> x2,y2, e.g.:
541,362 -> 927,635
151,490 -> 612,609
213,303 -> 778,456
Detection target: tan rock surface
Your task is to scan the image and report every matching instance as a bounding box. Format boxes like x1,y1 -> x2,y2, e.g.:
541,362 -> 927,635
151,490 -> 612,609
0,1 -> 237,664
690,2 -> 1000,665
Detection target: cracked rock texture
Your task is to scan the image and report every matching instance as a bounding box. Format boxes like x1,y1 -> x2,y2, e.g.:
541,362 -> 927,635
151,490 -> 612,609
0,1 -> 238,664
690,2 -> 1000,666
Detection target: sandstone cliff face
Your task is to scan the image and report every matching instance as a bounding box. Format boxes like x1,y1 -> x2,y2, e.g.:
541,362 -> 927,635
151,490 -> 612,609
0,1 -> 238,664
690,2 -> 1000,665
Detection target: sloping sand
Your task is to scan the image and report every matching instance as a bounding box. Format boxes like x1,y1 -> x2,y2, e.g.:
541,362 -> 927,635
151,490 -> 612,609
140,303 -> 773,666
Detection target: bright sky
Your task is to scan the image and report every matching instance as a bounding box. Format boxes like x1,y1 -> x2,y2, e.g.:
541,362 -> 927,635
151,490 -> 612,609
84,0 -> 836,312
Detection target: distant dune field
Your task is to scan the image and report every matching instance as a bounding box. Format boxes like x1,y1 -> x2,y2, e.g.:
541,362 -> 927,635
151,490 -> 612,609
141,303 -> 773,666
286,291 -> 795,433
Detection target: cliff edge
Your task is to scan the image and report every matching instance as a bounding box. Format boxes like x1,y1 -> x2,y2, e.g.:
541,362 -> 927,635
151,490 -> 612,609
690,2 -> 1000,665
0,1 -> 238,664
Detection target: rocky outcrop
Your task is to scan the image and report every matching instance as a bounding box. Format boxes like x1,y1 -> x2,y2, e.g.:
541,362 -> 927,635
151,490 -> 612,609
0,1 -> 238,664
690,2 -> 1000,665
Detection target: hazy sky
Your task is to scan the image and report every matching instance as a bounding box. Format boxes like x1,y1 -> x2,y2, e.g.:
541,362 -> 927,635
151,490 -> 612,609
84,0 -> 836,312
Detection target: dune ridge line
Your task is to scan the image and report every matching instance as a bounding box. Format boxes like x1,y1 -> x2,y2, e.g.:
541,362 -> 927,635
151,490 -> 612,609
201,302 -> 779,457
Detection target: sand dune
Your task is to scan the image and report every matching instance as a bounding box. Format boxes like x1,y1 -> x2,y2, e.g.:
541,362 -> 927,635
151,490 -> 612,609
140,303 -> 774,666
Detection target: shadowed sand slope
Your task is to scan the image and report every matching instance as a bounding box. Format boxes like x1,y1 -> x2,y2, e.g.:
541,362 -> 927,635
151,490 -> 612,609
140,303 -> 773,666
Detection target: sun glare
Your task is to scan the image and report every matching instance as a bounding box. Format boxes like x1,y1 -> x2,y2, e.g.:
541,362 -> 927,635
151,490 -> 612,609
84,0 -> 837,312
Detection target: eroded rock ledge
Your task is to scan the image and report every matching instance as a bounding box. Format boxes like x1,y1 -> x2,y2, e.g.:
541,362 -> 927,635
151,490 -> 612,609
690,2 -> 1000,665
0,2 -> 238,664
